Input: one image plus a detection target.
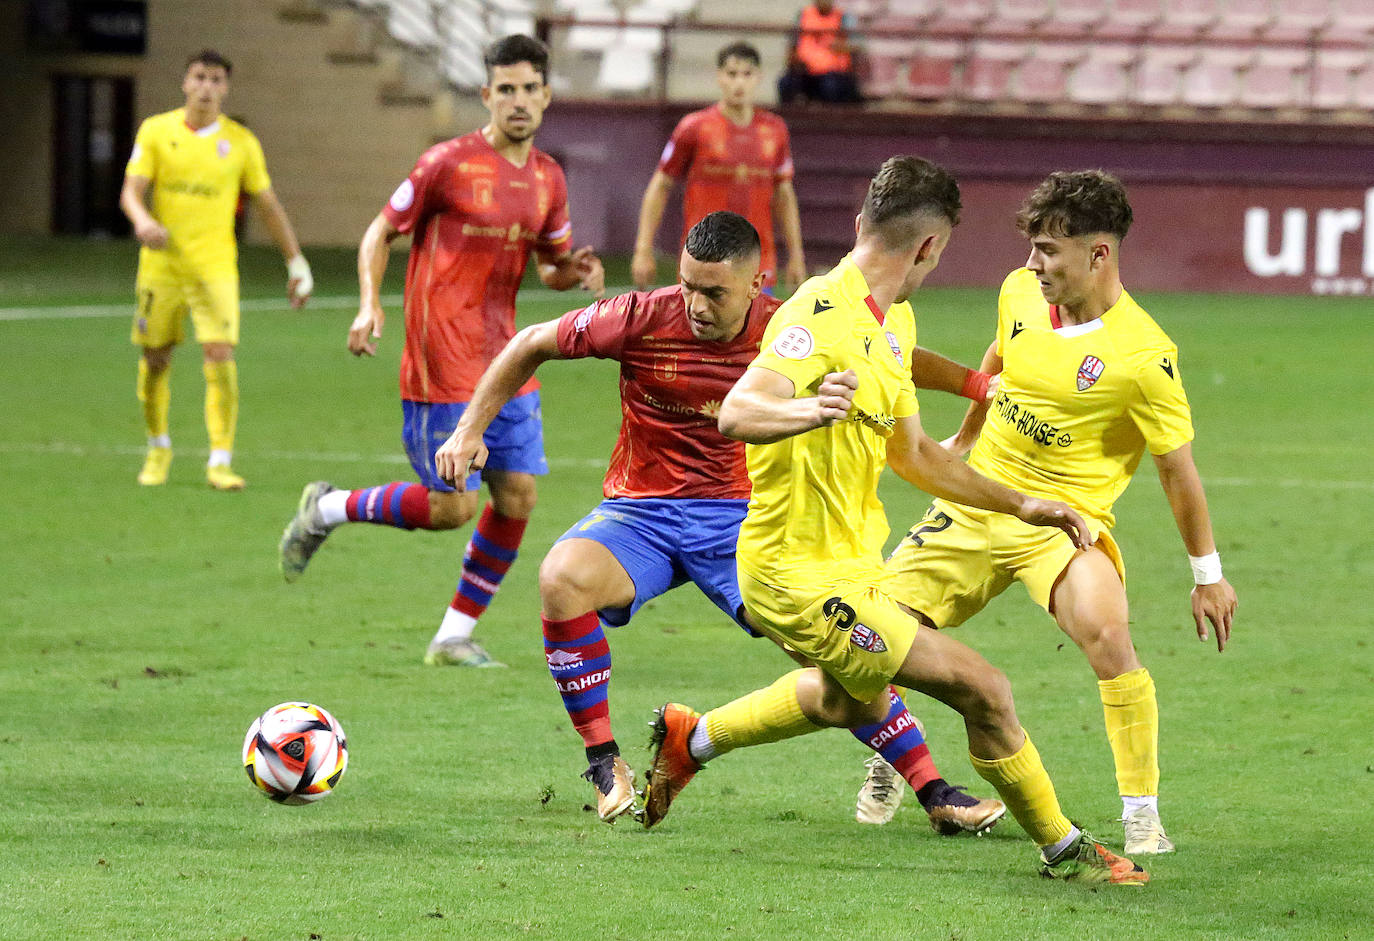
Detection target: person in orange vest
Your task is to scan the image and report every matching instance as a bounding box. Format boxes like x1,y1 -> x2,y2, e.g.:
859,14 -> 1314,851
778,0 -> 862,104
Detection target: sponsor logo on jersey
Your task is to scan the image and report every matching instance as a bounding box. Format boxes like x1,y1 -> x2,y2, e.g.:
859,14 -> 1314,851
850,624 -> 888,654
1010,320 -> 1026,340
474,179 -> 494,209
885,331 -> 902,365
1076,355 -> 1105,391
217,140 -> 231,158
556,669 -> 610,693
1160,356 -> 1175,378
389,179 -> 415,212
771,324 -> 814,359
546,649 -> 583,671
990,392 -> 1073,448
811,298 -> 832,315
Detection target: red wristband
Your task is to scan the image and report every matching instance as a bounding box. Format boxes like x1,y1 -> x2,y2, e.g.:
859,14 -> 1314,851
961,369 -> 992,401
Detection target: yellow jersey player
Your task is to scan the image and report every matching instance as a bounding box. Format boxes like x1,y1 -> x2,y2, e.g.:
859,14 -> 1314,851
120,49 -> 313,490
641,156 -> 1150,885
874,170 -> 1238,855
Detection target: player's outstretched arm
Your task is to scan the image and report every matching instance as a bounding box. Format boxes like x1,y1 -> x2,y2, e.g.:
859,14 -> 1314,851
539,246 -> 604,297
1153,443 -> 1236,651
119,175 -> 167,249
718,366 -> 857,444
931,340 -> 1000,456
250,188 -> 312,309
350,212 -> 399,357
632,170 -> 675,290
434,320 -> 567,489
887,414 -> 1093,550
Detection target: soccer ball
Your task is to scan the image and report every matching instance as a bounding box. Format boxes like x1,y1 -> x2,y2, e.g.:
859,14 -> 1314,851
242,701 -> 348,804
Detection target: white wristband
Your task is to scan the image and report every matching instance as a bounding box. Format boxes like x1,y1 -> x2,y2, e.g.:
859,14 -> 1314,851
286,254 -> 313,297
1189,551 -> 1223,586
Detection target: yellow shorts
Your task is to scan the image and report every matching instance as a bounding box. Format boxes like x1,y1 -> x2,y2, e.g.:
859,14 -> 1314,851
882,499 -> 1125,627
739,567 -> 918,703
131,274 -> 240,347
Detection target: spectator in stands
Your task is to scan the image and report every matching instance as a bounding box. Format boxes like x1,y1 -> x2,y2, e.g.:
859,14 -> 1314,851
778,1 -> 862,104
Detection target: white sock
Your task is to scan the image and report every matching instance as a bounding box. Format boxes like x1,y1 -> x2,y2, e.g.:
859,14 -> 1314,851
148,434 -> 171,449
687,718 -> 717,764
431,606 -> 477,644
1042,825 -> 1082,862
208,448 -> 232,468
317,490 -> 349,528
1121,795 -> 1158,820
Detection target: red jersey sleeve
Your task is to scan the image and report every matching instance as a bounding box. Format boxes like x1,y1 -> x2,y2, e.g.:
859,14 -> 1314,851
555,292 -> 643,360
657,113 -> 698,179
381,143 -> 448,235
774,120 -> 795,182
536,159 -> 573,261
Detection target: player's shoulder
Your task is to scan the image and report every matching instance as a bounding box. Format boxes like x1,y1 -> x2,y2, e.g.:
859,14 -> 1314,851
1111,290 -> 1178,363
138,109 -> 182,136
755,109 -> 789,132
529,145 -> 567,178
219,115 -> 262,144
999,267 -> 1042,301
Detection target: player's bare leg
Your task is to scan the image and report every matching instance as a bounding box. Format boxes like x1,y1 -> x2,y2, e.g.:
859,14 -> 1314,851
201,342 -> 244,490
540,537 -> 639,821
893,626 -> 1147,882
136,344 -> 175,485
1052,548 -> 1172,854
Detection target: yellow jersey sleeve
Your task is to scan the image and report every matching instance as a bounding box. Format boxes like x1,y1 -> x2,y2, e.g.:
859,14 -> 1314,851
126,118 -> 158,179
751,297 -> 840,396
238,128 -> 271,196
1127,345 -> 1194,455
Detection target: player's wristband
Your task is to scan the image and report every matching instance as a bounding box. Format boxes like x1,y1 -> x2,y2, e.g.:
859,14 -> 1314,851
1189,552 -> 1223,586
286,254 -> 313,297
960,369 -> 993,401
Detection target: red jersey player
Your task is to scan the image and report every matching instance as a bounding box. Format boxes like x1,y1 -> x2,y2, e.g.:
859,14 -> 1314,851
278,35 -> 604,669
435,212 -> 1004,832
632,41 -> 806,294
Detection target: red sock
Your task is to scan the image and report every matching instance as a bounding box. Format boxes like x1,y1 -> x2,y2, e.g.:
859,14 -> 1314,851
344,483 -> 433,529
451,504 -> 527,618
542,611 -> 612,748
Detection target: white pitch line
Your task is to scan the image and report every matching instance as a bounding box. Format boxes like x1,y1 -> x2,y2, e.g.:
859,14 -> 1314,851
0,287 -> 609,321
0,440 -> 607,470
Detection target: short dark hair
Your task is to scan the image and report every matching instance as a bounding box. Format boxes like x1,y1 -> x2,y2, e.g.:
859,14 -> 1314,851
185,49 -> 232,77
717,41 -> 761,69
859,156 -> 962,251
1016,170 -> 1133,241
685,211 -> 761,264
483,34 -> 550,84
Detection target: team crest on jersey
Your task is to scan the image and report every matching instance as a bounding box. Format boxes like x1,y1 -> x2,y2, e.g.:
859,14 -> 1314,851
885,331 -> 903,365
217,140 -> 231,158
1076,355 -> 1105,391
389,179 -> 415,212
473,178 -> 494,208
850,624 -> 888,654
652,355 -> 679,382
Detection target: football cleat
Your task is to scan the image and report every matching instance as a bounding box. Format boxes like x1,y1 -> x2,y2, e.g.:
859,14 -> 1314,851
641,702 -> 702,829
922,782 -> 1007,836
206,464 -> 246,491
583,754 -> 636,823
279,481 -> 336,582
1123,806 -> 1176,855
137,446 -> 172,486
423,638 -> 507,668
855,756 -> 904,825
1040,831 -> 1149,885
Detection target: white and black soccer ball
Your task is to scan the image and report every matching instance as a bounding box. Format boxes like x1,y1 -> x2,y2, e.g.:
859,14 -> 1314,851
242,701 -> 348,804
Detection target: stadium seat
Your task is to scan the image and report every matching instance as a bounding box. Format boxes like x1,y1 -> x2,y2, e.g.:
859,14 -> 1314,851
1237,48 -> 1310,109
1097,0 -> 1163,38
1263,0 -> 1331,41
597,43 -> 656,93
907,39 -> 962,99
638,0 -> 697,16
882,0 -> 939,19
994,0 -> 1052,30
1310,48 -> 1368,109
1052,0 -> 1110,35
1180,47 -> 1251,106
621,4 -> 668,52
1326,4 -> 1374,39
1351,62 -> 1374,109
1066,43 -> 1135,105
925,0 -> 994,32
863,37 -> 912,97
1133,45 -> 1195,105
1150,0 -> 1217,40
567,3 -> 620,53
1012,43 -> 1082,103
963,40 -> 1023,101
1206,0 -> 1274,40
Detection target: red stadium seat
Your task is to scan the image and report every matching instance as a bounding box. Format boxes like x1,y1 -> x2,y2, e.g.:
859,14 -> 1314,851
995,0 -> 1052,30
1237,48 -> 1310,109
1150,0 -> 1218,40
863,38 -> 911,97
1206,0 -> 1275,40
907,39 -> 962,99
1351,61 -> 1374,109
1133,45 -> 1196,105
1180,47 -> 1251,106
1097,0 -> 1163,38
1012,43 -> 1081,103
963,40 -> 1023,101
1263,0 -> 1331,42
1052,0 -> 1110,35
882,0 -> 939,18
1310,48 -> 1368,109
926,0 -> 994,32
1066,44 -> 1135,105
1326,4 -> 1374,39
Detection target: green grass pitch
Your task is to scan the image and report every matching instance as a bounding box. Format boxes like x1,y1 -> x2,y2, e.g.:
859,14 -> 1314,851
1,238 -> 1371,939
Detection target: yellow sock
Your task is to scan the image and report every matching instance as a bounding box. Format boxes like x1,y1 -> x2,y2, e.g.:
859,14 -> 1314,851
971,732 -> 1074,847
137,358 -> 170,439
1099,667 -> 1159,797
703,669 -> 820,755
203,360 -> 238,454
